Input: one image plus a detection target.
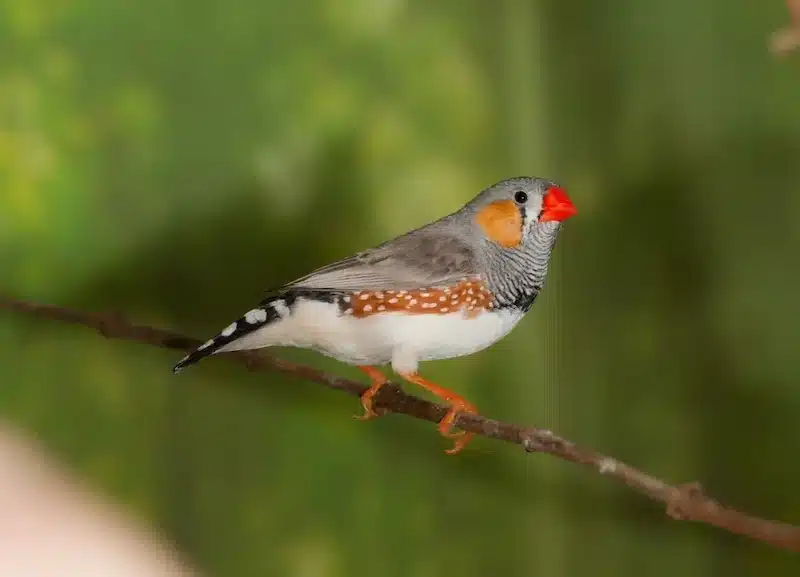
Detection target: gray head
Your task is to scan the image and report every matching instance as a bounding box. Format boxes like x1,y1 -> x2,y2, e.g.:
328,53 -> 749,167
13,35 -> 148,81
447,176 -> 576,310
457,176 -> 577,249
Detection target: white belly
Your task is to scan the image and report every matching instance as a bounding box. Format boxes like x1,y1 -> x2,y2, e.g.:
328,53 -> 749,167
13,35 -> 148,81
219,297 -> 523,372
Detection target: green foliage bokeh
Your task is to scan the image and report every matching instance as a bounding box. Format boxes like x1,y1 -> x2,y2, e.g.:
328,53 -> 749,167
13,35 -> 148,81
2,1 -> 799,575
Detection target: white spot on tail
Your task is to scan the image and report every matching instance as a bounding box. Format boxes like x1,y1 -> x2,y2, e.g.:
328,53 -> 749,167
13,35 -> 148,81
198,339 -> 214,350
221,322 -> 237,337
245,308 -> 268,324
272,299 -> 291,318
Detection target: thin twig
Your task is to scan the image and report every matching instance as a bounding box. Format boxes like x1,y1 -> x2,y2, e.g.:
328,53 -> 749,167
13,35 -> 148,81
2,296 -> 799,553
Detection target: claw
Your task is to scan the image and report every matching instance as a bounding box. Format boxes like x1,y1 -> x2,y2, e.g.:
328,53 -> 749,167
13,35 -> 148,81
444,433 -> 475,455
438,401 -> 478,455
354,409 -> 379,421
397,371 -> 479,455
354,366 -> 388,420
354,387 -> 382,420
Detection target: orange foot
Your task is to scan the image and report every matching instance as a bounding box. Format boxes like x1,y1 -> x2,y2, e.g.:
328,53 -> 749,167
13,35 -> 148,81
398,371 -> 478,455
354,365 -> 388,420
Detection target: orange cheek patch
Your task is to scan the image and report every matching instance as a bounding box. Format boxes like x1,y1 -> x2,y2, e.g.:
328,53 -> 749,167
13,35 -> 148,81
343,279 -> 495,318
475,200 -> 522,248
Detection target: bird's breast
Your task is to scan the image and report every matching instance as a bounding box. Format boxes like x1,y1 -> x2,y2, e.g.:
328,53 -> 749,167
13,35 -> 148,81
404,307 -> 524,361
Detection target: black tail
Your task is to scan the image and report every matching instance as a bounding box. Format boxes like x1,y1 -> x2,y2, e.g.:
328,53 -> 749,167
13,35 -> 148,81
172,294 -> 295,374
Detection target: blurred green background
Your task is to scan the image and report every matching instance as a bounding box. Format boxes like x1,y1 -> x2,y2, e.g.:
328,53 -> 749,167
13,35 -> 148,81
2,0 -> 800,575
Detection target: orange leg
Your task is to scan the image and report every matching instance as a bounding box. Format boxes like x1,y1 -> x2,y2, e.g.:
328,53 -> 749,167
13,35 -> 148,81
355,366 -> 388,420
397,371 -> 478,455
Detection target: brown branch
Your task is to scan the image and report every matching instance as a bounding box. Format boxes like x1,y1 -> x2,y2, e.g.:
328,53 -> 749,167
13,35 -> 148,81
2,296 -> 799,553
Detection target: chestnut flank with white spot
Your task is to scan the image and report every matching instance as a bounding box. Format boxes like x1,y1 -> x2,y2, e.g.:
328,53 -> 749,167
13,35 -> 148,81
346,279 -> 493,319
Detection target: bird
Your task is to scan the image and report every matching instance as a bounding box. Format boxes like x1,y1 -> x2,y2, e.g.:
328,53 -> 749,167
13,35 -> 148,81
173,176 -> 576,454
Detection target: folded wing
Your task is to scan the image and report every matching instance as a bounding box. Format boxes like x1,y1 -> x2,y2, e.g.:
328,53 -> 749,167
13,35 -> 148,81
287,231 -> 479,292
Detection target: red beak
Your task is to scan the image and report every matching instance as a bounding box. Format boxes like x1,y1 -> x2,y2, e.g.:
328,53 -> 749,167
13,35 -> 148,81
539,186 -> 577,223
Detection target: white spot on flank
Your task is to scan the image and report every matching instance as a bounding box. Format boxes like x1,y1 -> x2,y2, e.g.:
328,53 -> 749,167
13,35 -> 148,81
221,322 -> 237,337
441,307 -> 449,313
343,308 -> 353,315
389,298 -> 398,304
439,295 -> 446,302
360,293 -> 370,300
409,299 -> 417,306
343,295 -> 351,303
467,288 -> 474,295
375,292 -> 384,299
404,295 -> 412,300
421,292 -> 430,298
363,304 -> 373,312
397,291 -> 407,296
245,308 -> 268,324
377,305 -> 386,311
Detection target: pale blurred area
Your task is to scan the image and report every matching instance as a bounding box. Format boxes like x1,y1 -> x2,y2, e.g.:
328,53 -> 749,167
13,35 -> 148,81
0,423 -> 197,577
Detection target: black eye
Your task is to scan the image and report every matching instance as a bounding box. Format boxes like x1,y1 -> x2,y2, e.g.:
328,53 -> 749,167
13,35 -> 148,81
514,190 -> 528,204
